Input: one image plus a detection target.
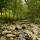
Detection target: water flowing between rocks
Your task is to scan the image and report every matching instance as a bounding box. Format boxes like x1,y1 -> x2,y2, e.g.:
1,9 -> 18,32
0,21 -> 40,40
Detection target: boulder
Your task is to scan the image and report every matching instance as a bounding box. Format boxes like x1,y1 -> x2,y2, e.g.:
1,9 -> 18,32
2,30 -> 12,34
6,34 -> 15,37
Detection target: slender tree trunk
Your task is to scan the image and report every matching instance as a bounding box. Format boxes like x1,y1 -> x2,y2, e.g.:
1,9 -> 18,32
9,9 -> 10,19
13,0 -> 17,20
0,8 -> 2,19
5,8 -> 6,17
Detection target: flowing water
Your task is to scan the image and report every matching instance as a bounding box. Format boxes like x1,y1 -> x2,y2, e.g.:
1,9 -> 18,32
0,21 -> 40,40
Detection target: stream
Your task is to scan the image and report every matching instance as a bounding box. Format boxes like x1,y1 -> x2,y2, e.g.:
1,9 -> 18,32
0,21 -> 40,40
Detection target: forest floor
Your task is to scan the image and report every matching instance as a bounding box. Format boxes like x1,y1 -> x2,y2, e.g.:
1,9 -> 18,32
0,20 -> 40,40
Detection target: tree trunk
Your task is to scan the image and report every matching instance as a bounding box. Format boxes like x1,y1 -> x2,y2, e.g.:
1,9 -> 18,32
0,8 -> 2,19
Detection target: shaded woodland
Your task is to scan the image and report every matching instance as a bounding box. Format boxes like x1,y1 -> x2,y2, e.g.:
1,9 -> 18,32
0,0 -> 40,23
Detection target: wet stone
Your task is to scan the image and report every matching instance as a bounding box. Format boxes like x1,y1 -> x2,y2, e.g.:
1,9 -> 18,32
9,37 -> 14,40
2,30 -> 12,34
6,34 -> 15,37
0,36 -> 7,40
16,24 -> 22,30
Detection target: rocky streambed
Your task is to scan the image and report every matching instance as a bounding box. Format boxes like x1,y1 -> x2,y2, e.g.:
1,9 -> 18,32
0,21 -> 40,40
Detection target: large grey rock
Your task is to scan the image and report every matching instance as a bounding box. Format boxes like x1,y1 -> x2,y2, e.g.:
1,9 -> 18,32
18,32 -> 26,40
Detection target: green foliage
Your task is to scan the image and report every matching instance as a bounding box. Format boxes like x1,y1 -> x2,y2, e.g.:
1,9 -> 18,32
0,0 -> 4,8
34,18 -> 40,24
25,0 -> 40,23
0,0 -> 40,24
